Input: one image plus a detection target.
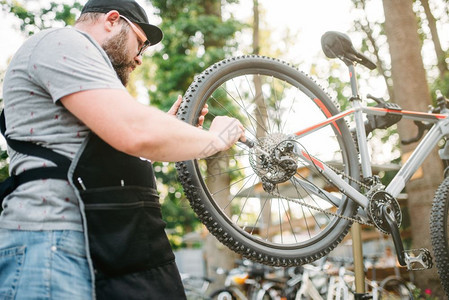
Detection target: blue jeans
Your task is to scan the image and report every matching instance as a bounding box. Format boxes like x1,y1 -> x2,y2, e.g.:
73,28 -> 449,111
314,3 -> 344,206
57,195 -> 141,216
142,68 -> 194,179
0,229 -> 92,299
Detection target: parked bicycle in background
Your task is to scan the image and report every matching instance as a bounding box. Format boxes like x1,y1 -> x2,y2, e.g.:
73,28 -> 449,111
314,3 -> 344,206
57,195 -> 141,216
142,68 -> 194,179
208,259 -> 284,300
325,256 -> 414,300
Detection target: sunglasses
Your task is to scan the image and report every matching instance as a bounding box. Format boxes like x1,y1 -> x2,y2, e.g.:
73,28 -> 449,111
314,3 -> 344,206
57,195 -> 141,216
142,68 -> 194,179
119,15 -> 151,56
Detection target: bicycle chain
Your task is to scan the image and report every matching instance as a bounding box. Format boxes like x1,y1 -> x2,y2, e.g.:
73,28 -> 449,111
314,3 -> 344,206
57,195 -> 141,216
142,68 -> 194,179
326,163 -> 370,191
271,190 -> 373,226
270,161 -> 374,227
250,137 -> 374,226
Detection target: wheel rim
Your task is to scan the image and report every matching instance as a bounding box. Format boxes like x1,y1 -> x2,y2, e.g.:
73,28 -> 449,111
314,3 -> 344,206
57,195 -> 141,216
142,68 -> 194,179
177,57 -> 360,262
190,66 -> 356,251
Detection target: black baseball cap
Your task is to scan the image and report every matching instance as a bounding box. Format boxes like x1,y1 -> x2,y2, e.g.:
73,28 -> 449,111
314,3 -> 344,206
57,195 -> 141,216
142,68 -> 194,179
81,0 -> 163,46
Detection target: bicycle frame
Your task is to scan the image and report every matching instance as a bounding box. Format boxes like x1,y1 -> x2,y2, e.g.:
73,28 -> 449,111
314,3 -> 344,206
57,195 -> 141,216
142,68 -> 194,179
293,64 -> 449,211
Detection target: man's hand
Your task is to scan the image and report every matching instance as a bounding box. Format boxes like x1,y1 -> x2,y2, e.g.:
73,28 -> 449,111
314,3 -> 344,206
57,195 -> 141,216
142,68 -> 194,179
197,103 -> 208,129
166,95 -> 182,116
167,95 -> 208,128
208,116 -> 246,152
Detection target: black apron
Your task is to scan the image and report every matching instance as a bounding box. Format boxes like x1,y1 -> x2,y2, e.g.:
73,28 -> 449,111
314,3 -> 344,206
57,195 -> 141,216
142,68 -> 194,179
72,134 -> 187,299
0,111 -> 186,299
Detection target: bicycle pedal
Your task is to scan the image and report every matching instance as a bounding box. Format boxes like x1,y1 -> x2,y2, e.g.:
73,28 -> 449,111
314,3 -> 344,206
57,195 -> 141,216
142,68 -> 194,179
403,248 -> 433,271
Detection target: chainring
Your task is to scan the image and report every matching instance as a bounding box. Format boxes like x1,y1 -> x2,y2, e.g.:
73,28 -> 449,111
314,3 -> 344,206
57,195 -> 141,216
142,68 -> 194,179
368,190 -> 402,234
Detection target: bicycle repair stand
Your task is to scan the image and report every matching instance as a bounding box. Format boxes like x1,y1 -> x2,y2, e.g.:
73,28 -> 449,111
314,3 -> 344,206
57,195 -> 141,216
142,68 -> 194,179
351,223 -> 370,300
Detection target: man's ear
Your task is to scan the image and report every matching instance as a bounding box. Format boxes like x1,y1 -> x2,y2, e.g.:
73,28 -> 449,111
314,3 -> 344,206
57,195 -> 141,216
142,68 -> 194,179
104,10 -> 121,32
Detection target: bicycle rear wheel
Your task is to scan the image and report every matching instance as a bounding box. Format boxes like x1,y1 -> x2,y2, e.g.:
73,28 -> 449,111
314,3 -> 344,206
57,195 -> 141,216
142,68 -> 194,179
378,276 -> 413,299
430,176 -> 449,297
176,55 -> 360,266
209,288 -> 237,300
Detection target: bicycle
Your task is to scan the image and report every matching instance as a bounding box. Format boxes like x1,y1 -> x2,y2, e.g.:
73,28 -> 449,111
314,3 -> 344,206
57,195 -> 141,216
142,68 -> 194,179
207,259 -> 284,300
175,31 -> 448,297
325,256 -> 414,300
181,273 -> 214,300
289,261 -> 328,300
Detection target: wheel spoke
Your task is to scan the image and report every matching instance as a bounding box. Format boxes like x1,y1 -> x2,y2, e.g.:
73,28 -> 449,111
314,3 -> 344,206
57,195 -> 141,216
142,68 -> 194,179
176,56 -> 359,266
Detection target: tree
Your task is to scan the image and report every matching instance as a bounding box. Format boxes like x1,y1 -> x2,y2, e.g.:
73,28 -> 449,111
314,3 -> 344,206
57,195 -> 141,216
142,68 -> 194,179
416,0 -> 449,100
382,0 -> 444,296
419,0 -> 448,80
146,0 -> 242,104
350,0 -> 394,99
0,97 -> 8,184
146,0 -> 243,281
0,1 -> 83,35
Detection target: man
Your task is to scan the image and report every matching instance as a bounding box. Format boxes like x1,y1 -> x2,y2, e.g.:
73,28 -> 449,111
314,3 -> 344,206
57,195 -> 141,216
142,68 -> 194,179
0,0 -> 245,299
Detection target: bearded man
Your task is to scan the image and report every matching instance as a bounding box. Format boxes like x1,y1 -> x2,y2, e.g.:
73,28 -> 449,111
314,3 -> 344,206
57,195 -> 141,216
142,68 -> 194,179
0,0 -> 244,299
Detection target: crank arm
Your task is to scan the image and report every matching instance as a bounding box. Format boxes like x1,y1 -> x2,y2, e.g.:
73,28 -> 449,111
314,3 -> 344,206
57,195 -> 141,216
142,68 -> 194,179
382,205 -> 407,266
382,205 -> 433,270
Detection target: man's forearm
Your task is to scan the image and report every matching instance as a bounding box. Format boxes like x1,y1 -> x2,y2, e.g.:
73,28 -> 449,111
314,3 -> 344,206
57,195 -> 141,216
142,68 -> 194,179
61,89 -> 243,162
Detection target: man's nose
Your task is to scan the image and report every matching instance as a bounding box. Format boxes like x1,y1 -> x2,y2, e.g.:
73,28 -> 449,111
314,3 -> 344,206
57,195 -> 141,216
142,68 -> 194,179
135,55 -> 143,65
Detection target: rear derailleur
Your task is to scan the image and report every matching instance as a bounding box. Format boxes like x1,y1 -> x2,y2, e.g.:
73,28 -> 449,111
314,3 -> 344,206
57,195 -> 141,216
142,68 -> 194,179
251,139 -> 297,193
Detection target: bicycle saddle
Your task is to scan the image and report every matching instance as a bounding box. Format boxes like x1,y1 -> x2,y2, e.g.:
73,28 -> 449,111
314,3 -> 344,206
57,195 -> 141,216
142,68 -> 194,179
321,31 -> 376,70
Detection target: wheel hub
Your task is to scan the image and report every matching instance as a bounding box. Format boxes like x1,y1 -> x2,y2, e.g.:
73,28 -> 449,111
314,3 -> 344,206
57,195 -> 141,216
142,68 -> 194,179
249,134 -> 298,193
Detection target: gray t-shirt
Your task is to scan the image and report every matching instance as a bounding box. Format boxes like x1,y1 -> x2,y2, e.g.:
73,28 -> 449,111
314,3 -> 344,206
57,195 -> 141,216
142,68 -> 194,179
0,27 -> 125,231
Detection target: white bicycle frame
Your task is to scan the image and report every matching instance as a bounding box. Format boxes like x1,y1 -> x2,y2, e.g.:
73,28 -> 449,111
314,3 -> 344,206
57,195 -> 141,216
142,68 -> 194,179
294,264 -> 326,300
327,266 -> 352,300
293,64 -> 449,212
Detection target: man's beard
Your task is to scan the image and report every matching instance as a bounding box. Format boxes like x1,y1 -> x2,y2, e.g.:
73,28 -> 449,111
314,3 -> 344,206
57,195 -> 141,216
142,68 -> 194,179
102,27 -> 136,86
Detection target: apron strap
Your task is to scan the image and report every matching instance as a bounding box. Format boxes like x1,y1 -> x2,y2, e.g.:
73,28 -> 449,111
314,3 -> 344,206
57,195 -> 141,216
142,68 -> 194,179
0,110 -> 70,200
0,111 -> 71,167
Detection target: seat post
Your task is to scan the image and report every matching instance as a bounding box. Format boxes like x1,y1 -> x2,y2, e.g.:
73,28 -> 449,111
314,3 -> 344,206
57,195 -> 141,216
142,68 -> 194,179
348,63 -> 373,179
348,63 -> 369,298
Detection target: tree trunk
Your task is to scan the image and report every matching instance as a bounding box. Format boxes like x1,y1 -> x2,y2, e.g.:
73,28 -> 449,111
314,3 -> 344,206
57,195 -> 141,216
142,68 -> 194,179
252,0 -> 260,55
353,0 -> 394,99
420,0 -> 448,79
251,0 -> 273,239
382,0 -> 444,297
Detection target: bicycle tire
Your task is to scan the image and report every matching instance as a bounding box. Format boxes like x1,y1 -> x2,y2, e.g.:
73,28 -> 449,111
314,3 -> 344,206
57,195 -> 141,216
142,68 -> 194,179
430,176 -> 449,298
208,288 -> 237,300
378,276 -> 413,299
176,55 -> 360,267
